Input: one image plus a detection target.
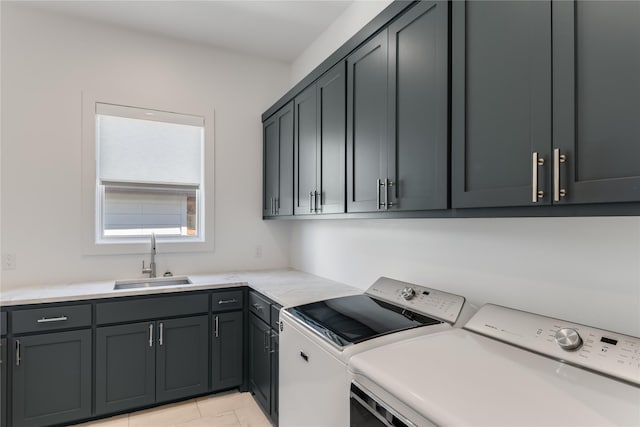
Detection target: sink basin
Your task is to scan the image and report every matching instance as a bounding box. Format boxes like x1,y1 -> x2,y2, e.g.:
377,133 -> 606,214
113,276 -> 192,290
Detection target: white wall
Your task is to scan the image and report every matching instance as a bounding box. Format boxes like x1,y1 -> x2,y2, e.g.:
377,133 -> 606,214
1,4 -> 292,289
288,1 -> 640,337
290,0 -> 392,86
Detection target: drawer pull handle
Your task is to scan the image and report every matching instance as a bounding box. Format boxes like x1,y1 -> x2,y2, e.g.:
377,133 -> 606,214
37,316 -> 68,323
218,299 -> 238,305
252,303 -> 263,311
300,351 -> 309,362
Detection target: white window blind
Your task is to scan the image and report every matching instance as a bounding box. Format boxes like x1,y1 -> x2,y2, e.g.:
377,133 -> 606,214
95,103 -> 204,240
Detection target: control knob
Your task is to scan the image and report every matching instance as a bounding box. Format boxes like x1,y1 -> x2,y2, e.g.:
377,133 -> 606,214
400,287 -> 416,301
555,328 -> 583,351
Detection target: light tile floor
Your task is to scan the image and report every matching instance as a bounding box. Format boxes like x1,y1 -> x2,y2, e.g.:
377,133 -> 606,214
76,392 -> 271,427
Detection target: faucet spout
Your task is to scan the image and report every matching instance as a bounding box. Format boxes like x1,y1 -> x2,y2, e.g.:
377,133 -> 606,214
142,232 -> 157,278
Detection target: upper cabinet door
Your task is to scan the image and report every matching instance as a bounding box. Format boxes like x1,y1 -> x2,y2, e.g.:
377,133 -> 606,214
387,0 -> 448,211
347,30 -> 389,213
263,102 -> 294,217
452,1 -> 552,208
294,85 -> 318,215
263,116 -> 279,217
553,1 -> 640,204
317,63 -> 346,214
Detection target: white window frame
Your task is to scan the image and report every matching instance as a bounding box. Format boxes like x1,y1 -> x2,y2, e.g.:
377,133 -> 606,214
81,90 -> 215,255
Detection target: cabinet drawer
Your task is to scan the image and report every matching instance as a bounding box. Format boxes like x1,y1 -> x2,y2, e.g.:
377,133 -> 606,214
12,304 -> 91,334
249,292 -> 271,325
271,305 -> 281,331
1,312 -> 6,336
96,293 -> 208,325
212,290 -> 244,312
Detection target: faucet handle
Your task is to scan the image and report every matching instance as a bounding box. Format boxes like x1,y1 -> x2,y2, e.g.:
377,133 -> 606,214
142,260 -> 152,274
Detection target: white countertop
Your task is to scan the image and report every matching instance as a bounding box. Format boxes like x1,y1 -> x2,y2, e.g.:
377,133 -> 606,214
0,269 -> 361,308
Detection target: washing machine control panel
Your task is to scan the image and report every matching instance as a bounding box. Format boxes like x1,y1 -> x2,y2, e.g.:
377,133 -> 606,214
466,304 -> 640,386
366,277 -> 465,325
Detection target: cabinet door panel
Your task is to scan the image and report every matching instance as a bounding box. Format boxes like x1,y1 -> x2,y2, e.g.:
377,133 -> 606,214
1,338 -> 5,427
12,330 -> 91,427
347,30 -> 389,212
452,1 -> 551,208
318,63 -> 346,214
277,103 -> 294,216
249,314 -> 271,414
96,322 -> 155,415
212,311 -> 244,391
294,85 -> 318,215
263,117 -> 279,217
156,316 -> 209,402
388,0 -> 448,211
553,1 -> 640,203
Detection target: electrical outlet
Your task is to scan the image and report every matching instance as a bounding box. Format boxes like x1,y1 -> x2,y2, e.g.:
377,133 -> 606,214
2,253 -> 16,270
255,245 -> 263,258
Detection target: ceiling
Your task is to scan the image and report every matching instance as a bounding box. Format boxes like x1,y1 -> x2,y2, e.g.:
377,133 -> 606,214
20,0 -> 354,62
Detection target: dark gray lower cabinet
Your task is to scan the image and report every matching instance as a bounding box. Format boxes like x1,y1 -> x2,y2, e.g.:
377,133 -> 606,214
156,316 -> 209,403
12,330 -> 91,427
269,330 -> 279,426
1,338 -> 6,427
212,311 -> 244,391
97,316 -> 209,415
249,313 -> 271,414
96,322 -> 155,415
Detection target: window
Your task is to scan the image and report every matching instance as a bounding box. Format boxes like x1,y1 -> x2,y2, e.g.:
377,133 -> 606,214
95,103 -> 204,242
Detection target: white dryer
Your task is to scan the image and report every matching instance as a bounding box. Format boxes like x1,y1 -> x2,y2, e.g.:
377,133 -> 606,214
349,304 -> 640,426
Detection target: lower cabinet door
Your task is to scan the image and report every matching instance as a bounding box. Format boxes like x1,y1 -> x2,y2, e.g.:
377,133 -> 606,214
249,314 -> 271,414
1,338 -> 7,427
12,330 -> 92,427
270,331 -> 279,425
212,311 -> 244,391
156,315 -> 209,402
96,322 -> 155,415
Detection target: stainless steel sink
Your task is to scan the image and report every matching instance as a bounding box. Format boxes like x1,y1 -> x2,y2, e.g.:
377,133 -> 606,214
113,276 -> 192,290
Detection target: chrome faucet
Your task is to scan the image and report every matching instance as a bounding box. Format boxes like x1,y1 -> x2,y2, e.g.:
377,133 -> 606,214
142,233 -> 157,278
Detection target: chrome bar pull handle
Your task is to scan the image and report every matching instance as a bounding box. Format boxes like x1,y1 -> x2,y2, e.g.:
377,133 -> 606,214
309,191 -> 314,213
37,316 -> 68,323
313,191 -> 320,213
384,179 -> 394,209
214,316 -> 219,338
218,299 -> 237,305
270,331 -> 277,354
553,148 -> 567,201
275,197 -> 279,214
159,322 -> 164,346
377,179 -> 383,210
16,340 -> 21,366
264,329 -> 269,353
149,323 -> 154,348
532,152 -> 545,202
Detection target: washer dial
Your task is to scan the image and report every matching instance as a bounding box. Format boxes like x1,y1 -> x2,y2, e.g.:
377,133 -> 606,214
555,328 -> 583,351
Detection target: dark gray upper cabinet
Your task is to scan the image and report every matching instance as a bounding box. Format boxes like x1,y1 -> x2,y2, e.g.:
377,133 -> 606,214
348,1 -> 448,213
452,1 -> 552,208
156,316 -> 209,403
263,102 -> 294,217
347,30 -> 389,213
96,322 -> 156,415
552,1 -> 640,204
211,311 -> 244,391
294,84 -> 319,215
12,330 -> 92,427
387,0 -> 449,211
295,63 -> 347,215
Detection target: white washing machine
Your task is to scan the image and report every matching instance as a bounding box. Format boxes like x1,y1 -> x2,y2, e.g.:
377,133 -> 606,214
349,303 -> 640,426
278,277 -> 475,427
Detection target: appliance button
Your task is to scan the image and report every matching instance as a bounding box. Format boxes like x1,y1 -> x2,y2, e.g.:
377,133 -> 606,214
555,328 -> 583,351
